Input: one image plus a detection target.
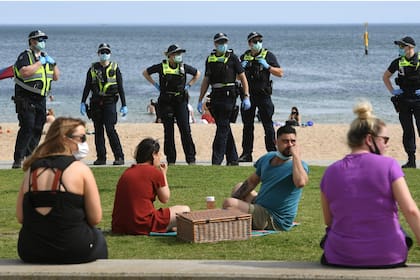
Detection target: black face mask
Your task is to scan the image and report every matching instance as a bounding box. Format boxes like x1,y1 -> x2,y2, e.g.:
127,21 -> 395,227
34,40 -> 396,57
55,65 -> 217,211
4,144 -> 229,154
368,138 -> 381,155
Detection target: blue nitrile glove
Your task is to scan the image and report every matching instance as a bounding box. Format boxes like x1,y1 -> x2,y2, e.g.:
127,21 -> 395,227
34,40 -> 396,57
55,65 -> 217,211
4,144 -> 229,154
45,55 -> 55,65
39,56 -> 46,65
153,82 -> 160,91
416,89 -> 420,96
241,60 -> 248,68
197,101 -> 203,114
80,103 -> 86,116
392,89 -> 403,96
120,106 -> 128,117
242,96 -> 251,110
258,58 -> 270,69
184,84 -> 191,91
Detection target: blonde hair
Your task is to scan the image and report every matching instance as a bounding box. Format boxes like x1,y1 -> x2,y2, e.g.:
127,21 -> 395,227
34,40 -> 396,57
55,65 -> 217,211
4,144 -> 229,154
347,100 -> 385,148
23,117 -> 86,171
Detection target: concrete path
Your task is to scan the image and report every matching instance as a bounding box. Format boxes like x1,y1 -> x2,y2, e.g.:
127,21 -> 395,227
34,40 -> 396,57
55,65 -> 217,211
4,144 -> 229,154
1,259 -> 420,280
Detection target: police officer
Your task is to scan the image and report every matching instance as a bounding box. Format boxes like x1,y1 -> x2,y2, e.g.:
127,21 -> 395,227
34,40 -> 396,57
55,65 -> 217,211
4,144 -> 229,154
143,44 -> 200,165
383,36 -> 420,169
238,32 -> 283,163
198,33 -> 251,165
12,30 -> 60,169
80,43 -> 127,165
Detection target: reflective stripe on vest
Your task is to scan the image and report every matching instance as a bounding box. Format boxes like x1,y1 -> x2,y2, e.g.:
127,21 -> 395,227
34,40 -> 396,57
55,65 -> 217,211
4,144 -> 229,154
399,53 -> 420,70
243,49 -> 268,61
13,50 -> 54,96
90,62 -> 118,96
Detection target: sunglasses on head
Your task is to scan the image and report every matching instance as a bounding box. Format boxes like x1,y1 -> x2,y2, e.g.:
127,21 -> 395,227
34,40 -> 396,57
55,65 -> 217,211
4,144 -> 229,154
252,39 -> 263,44
99,50 -> 110,54
70,134 -> 87,143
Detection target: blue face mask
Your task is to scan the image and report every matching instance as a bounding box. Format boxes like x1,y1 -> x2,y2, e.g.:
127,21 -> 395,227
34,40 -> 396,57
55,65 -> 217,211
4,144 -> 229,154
216,44 -> 228,54
174,55 -> 183,64
252,41 -> 263,52
35,41 -> 46,51
100,53 -> 111,61
399,48 -> 406,57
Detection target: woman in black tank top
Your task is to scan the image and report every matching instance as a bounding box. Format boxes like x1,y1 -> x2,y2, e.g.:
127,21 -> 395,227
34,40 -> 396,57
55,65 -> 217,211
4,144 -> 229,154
16,117 -> 107,264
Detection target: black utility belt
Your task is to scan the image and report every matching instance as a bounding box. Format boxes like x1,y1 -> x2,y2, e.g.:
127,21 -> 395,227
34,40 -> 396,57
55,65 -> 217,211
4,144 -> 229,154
211,88 -> 236,99
23,91 -> 46,101
164,91 -> 185,97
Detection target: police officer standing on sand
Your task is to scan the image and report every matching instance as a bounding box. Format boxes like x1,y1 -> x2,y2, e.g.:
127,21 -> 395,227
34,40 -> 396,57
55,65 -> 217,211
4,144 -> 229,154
12,30 -> 60,169
198,33 -> 251,165
238,32 -> 283,163
80,43 -> 127,166
143,44 -> 200,165
383,36 -> 420,168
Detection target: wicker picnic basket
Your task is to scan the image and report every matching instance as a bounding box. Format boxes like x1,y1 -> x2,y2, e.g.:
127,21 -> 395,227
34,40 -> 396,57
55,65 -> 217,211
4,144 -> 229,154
176,209 -> 252,243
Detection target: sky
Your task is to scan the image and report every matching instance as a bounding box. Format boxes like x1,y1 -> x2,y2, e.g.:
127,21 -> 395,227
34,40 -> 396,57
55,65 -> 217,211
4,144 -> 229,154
0,1 -> 419,25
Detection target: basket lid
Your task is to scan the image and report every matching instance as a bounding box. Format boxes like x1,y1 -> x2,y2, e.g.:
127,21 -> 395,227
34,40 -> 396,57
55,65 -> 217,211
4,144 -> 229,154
176,209 -> 251,224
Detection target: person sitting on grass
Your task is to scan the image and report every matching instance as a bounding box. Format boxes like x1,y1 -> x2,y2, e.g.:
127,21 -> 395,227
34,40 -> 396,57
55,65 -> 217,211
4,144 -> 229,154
223,125 -> 309,231
111,138 -> 190,235
320,100 -> 420,268
16,117 -> 108,264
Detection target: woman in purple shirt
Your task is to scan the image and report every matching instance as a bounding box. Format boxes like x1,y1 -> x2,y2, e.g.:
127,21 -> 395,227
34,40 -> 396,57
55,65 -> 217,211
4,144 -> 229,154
320,100 -> 420,268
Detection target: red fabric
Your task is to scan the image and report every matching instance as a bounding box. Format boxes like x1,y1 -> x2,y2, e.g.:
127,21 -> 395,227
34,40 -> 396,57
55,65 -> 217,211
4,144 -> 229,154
201,113 -> 215,124
0,65 -> 13,80
111,164 -> 170,235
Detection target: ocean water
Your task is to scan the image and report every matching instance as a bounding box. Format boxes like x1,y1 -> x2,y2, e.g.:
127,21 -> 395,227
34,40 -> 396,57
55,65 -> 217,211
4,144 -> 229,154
1,24 -> 420,124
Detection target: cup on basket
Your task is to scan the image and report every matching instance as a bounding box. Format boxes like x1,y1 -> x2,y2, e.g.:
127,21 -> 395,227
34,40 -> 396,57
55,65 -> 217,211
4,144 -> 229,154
206,196 -> 216,209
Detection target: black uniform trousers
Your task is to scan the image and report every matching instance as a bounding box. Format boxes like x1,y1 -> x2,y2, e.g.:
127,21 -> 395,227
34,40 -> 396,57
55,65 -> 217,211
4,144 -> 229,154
14,91 -> 46,162
159,97 -> 196,164
90,97 -> 124,161
210,89 -> 238,165
398,95 -> 420,155
240,93 -> 276,155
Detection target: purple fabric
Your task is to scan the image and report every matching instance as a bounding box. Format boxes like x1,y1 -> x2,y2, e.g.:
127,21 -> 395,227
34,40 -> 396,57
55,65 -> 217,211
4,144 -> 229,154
320,153 -> 407,267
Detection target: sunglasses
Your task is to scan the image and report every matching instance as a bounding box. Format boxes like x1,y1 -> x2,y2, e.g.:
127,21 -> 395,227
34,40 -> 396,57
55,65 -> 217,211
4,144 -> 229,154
37,37 -> 47,42
252,39 -> 263,44
99,50 -> 111,54
398,44 -> 406,49
70,134 -> 87,143
292,111 -> 298,114
376,135 -> 390,144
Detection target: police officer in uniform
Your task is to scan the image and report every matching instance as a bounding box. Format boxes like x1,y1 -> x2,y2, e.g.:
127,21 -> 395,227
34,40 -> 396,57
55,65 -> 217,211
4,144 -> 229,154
80,43 -> 127,166
198,33 -> 251,165
12,30 -> 60,169
238,32 -> 283,163
383,36 -> 420,169
143,44 -> 200,165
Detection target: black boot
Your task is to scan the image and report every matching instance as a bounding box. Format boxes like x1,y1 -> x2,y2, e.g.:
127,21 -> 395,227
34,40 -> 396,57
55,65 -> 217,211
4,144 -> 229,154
402,154 -> 416,169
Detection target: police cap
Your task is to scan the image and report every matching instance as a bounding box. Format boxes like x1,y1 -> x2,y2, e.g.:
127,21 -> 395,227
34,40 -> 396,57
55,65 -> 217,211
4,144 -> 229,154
247,32 -> 263,42
394,36 -> 416,48
98,43 -> 111,53
214,33 -> 229,42
28,30 -> 48,40
164,44 -> 186,56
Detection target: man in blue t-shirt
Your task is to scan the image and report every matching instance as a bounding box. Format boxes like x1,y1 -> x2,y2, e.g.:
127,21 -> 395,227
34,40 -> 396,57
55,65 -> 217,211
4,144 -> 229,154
223,125 -> 309,231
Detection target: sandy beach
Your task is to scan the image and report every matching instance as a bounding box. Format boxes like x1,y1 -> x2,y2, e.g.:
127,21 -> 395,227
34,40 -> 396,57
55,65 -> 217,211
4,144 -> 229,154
0,122 -> 415,164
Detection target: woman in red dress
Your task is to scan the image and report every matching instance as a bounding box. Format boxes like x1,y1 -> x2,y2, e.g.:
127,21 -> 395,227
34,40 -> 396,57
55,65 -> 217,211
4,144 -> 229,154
111,138 -> 190,235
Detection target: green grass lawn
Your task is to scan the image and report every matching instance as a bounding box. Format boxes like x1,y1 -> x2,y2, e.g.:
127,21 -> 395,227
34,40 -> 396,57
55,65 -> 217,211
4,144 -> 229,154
1,165 -> 420,262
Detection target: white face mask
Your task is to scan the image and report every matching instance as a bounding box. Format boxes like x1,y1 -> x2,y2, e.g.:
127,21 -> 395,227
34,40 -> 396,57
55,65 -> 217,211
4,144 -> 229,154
174,54 -> 183,64
276,151 -> 291,161
73,142 -> 89,160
